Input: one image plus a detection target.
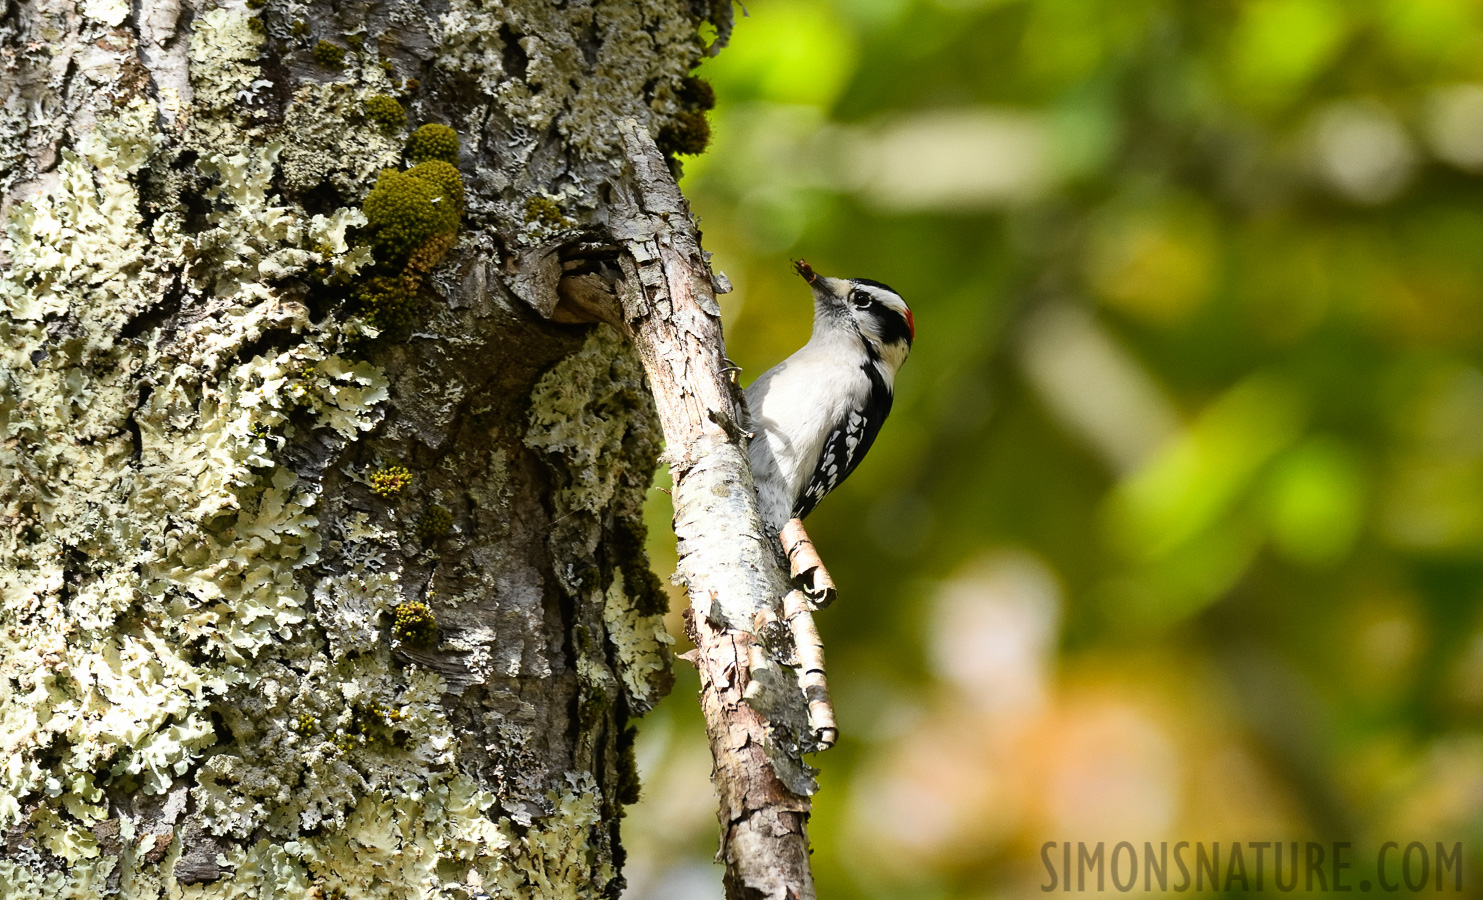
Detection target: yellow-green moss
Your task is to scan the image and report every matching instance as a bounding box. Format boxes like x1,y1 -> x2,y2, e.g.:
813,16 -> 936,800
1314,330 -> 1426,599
404,231 -> 458,281
368,465 -> 412,497
524,195 -> 572,229
349,129 -> 466,341
362,168 -> 457,264
352,275 -> 417,334
405,160 -> 465,216
363,94 -> 406,132
392,602 -> 438,648
415,504 -> 452,543
345,34 -> 365,51
290,19 -> 309,36
348,700 -> 407,741
405,123 -> 459,165
313,40 -> 347,68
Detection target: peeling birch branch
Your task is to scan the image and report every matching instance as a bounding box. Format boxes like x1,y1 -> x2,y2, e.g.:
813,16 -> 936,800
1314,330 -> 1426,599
783,590 -> 837,749
610,119 -> 819,900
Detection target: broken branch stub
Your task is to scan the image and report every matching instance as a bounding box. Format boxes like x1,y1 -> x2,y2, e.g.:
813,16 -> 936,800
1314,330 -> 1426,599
610,118 -> 820,900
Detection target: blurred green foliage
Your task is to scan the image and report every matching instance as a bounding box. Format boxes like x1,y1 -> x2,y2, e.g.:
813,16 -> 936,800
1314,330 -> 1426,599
632,1 -> 1483,897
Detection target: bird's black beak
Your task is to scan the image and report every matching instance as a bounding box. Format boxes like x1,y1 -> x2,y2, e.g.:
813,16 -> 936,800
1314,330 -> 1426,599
794,259 -> 849,308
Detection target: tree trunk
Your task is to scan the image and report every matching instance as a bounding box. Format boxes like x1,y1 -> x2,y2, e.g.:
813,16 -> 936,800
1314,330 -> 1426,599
0,0 -> 727,895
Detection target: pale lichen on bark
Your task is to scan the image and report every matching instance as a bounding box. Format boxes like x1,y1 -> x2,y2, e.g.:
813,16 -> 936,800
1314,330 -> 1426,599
0,0 -> 727,895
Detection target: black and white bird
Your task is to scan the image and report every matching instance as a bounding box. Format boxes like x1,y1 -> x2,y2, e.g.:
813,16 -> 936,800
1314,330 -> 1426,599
745,260 -> 915,534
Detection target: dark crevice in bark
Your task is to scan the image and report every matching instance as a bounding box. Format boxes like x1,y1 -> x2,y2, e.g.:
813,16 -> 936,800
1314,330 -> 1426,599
121,273 -> 186,343
296,178 -> 348,220
126,386 -> 150,460
498,24 -> 528,81
229,327 -> 303,372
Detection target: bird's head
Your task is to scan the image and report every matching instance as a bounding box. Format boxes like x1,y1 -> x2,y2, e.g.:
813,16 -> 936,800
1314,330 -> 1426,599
794,259 -> 914,375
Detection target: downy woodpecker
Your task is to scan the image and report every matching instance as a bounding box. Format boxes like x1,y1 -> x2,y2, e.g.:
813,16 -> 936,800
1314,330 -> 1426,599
745,260 -> 915,534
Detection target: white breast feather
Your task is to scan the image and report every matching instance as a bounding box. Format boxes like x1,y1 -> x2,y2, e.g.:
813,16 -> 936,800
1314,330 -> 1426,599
744,331 -> 872,530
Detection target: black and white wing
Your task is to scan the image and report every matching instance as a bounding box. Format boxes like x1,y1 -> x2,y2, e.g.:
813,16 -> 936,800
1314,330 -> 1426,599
792,370 -> 893,520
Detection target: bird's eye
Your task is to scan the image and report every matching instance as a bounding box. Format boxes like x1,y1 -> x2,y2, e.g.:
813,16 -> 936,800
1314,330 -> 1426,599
849,290 -> 870,308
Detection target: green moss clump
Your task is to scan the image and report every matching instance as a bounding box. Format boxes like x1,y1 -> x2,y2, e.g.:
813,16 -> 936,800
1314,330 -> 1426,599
678,75 -> 716,111
245,0 -> 266,8
392,601 -> 438,648
313,40 -> 347,68
362,169 -> 457,264
335,701 -> 409,753
406,123 -> 459,165
657,110 -> 710,156
352,275 -> 417,335
345,33 -> 365,50
293,714 -> 317,735
406,160 -> 465,221
524,195 -> 571,229
290,19 -> 309,37
350,127 -> 466,342
415,504 -> 452,543
404,231 -> 458,280
364,94 -> 407,132
247,16 -> 267,36
359,701 -> 405,728
368,465 -> 412,497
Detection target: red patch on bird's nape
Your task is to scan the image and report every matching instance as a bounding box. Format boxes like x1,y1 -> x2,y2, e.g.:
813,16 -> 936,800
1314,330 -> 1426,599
904,306 -> 915,341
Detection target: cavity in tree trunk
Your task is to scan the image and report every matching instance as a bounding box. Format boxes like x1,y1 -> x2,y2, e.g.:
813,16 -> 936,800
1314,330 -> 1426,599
0,0 -> 730,895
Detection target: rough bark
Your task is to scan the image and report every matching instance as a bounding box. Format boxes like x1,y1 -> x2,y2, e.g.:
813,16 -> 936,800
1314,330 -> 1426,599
0,0 -> 728,897
607,120 -> 821,900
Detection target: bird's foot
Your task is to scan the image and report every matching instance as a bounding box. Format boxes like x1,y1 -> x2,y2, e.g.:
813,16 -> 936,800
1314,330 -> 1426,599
780,518 -> 836,608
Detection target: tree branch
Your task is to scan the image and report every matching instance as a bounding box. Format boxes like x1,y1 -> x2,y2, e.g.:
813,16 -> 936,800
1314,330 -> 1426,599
611,119 -> 818,900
